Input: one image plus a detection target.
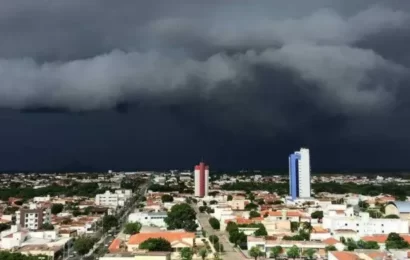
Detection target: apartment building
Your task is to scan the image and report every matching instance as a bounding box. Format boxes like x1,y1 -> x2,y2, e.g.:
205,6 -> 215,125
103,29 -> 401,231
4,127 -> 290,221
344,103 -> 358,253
322,212 -> 408,237
95,189 -> 132,208
16,203 -> 51,230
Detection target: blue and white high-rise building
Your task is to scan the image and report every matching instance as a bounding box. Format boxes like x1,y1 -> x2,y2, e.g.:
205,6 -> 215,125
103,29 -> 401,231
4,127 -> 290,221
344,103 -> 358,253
289,148 -> 311,200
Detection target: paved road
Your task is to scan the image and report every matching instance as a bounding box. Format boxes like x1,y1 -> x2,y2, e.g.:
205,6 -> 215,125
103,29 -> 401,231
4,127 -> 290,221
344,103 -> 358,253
194,206 -> 247,260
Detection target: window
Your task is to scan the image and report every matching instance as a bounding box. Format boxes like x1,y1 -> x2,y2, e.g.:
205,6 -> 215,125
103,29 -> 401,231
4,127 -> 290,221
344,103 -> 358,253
345,223 -> 348,226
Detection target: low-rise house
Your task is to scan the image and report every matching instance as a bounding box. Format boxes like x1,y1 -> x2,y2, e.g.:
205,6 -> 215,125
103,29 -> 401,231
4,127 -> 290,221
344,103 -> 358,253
127,231 -> 195,252
247,236 -> 327,258
128,212 -> 167,228
323,212 -> 408,238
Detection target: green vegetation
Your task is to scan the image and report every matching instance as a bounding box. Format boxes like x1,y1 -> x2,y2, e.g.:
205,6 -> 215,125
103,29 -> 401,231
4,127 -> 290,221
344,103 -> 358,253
0,182 -> 107,201
0,223 -> 11,232
254,224 -> 268,236
208,217 -> 220,230
287,245 -> 300,259
165,203 -> 198,232
198,248 -> 208,260
384,214 -> 400,219
102,215 -> 118,231
344,238 -> 379,251
139,238 -> 172,251
120,178 -> 145,191
386,232 -> 410,249
325,245 -> 337,252
123,222 -> 142,235
208,235 -> 224,252
149,183 -> 193,194
311,211 -> 323,219
244,203 -> 258,211
226,222 -> 247,248
161,194 -> 174,203
221,181 -> 410,198
249,211 -> 261,219
303,248 -> 316,260
74,236 -> 98,256
51,203 -> 64,215
0,252 -> 49,260
270,246 -> 282,259
227,195 -> 233,201
249,246 -> 263,260
180,247 -> 194,260
42,223 -> 54,230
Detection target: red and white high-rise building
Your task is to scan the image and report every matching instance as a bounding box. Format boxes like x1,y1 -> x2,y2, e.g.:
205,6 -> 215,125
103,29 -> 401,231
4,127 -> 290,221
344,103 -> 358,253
194,162 -> 209,197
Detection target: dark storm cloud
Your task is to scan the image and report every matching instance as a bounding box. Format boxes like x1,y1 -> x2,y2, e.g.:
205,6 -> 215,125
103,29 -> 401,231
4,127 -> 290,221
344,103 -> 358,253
1,0 -> 410,139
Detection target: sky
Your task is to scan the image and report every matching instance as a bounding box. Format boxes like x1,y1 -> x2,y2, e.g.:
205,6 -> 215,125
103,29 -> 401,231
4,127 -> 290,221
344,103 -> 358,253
1,0 -> 410,172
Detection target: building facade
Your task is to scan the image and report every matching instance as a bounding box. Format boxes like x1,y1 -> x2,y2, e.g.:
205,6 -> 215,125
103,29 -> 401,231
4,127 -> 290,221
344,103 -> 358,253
16,204 -> 51,230
194,162 -> 209,197
128,212 -> 167,228
289,148 -> 311,200
95,189 -> 132,208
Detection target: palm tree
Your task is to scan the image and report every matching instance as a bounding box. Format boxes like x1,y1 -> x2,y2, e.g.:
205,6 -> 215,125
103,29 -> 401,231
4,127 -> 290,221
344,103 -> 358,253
287,245 -> 300,260
302,221 -> 313,232
249,246 -> 262,260
270,246 -> 282,259
199,248 -> 208,260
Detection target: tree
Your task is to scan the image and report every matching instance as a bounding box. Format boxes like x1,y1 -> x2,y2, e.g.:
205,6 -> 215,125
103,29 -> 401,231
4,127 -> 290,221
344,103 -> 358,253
199,206 -> 207,213
227,195 -> 233,201
210,200 -> 218,205
139,238 -> 172,251
325,245 -> 337,252
287,245 -> 300,259
249,246 -> 262,260
358,200 -> 369,209
304,248 -> 316,260
302,221 -> 313,232
249,211 -> 261,219
124,222 -> 142,235
74,236 -> 97,256
270,246 -> 282,259
310,211 -> 323,219
384,214 -> 400,219
42,223 -> 54,230
226,221 -> 238,232
214,242 -> 224,252
165,203 -> 198,232
254,225 -> 268,236
180,247 -> 194,260
209,235 -> 219,244
386,232 -> 410,249
290,221 -> 299,232
102,215 -> 118,231
51,203 -> 64,215
161,194 -> 174,203
368,210 -> 382,218
0,223 -> 10,232
209,217 -> 220,230
199,248 -> 208,260
245,203 -> 258,211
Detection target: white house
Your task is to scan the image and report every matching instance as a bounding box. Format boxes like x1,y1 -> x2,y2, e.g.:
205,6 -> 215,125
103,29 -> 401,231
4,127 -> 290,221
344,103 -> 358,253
322,212 -> 408,238
128,212 -> 167,228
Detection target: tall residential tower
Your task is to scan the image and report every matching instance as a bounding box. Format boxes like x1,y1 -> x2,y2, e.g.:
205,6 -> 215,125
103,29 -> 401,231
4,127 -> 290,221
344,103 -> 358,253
194,161 -> 209,197
289,148 -> 311,200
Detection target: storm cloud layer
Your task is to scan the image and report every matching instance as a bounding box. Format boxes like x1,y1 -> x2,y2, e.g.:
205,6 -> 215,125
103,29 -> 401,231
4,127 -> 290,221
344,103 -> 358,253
1,0 -> 410,171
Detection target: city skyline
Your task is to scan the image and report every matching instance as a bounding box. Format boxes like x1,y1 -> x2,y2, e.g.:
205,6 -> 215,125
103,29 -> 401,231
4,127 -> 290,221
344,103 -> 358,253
1,1 -> 410,171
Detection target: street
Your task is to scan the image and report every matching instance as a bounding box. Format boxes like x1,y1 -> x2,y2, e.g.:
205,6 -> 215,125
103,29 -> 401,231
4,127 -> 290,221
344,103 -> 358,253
66,181 -> 150,260
193,205 -> 246,260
